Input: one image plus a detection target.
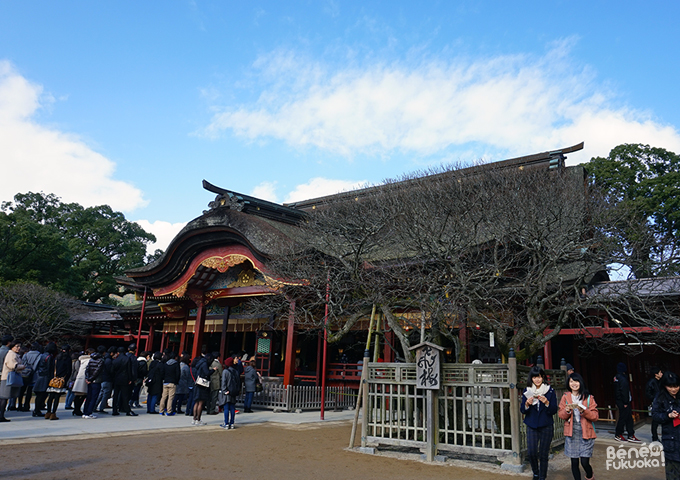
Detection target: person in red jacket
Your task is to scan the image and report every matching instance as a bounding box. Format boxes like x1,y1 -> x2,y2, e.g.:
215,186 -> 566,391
558,373 -> 599,480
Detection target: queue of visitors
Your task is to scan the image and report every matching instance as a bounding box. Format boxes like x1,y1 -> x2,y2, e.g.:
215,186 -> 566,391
0,335 -> 260,427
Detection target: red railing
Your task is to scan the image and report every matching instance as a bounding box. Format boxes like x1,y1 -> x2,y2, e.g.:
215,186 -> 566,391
327,363 -> 362,382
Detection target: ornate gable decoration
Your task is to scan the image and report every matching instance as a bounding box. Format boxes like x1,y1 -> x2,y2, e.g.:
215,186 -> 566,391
206,193 -> 245,212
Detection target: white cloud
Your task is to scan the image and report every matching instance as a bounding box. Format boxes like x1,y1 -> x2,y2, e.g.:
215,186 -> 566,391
134,219 -> 187,254
0,61 -> 146,211
250,181 -> 278,202
284,177 -> 366,204
205,44 -> 680,162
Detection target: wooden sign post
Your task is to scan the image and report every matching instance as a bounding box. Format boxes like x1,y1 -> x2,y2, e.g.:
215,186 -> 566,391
409,342 -> 444,462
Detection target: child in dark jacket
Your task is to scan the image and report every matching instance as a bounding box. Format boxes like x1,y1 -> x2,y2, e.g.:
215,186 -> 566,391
520,366 -> 558,480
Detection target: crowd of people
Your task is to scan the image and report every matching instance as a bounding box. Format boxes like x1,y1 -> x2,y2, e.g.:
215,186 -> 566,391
0,335 -> 262,430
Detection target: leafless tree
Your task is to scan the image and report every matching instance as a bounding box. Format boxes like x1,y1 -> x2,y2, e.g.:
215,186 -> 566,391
0,282 -> 88,343
252,162 -> 680,361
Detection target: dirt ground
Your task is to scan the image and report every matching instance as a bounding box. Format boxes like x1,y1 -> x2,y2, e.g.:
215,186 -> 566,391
0,421 -> 667,480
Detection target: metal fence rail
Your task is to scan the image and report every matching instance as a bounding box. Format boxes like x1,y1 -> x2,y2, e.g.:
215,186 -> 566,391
236,383 -> 355,411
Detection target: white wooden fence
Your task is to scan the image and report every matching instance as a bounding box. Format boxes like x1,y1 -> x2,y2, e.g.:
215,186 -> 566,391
361,361 -> 566,461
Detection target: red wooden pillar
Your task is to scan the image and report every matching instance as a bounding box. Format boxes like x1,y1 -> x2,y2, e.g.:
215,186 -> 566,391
543,340 -> 553,370
316,330 -> 323,385
283,300 -> 296,386
161,332 -> 168,352
219,306 -> 230,361
178,318 -> 187,354
191,300 -> 206,360
145,322 -> 155,352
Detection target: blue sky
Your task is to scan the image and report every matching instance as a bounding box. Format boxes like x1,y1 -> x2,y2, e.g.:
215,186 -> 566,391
1,1 -> 679,252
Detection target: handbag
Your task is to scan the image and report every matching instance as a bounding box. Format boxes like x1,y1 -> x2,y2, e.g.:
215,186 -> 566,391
48,376 -> 66,389
7,370 -> 23,387
196,376 -> 210,388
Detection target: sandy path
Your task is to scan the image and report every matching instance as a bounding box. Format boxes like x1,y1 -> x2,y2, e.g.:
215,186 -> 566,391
0,421 -> 665,480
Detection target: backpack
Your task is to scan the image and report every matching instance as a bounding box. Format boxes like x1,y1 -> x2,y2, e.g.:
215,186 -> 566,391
21,354 -> 40,379
37,353 -> 51,377
227,367 -> 241,396
137,359 -> 148,380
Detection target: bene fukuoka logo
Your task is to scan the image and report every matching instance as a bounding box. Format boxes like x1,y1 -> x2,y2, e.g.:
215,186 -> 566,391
606,442 -> 664,470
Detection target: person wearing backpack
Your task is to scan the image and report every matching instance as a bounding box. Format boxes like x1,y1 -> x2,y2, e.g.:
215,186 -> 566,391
17,342 -> 42,412
32,342 -> 57,417
219,356 -> 241,430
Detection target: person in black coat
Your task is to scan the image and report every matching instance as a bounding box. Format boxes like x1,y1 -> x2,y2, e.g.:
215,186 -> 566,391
653,371 -> 680,480
95,346 -> 115,413
647,367 -> 664,442
111,347 -> 137,416
45,345 -> 73,420
190,353 -> 214,425
158,351 -> 180,415
145,352 -> 163,413
614,362 -> 640,442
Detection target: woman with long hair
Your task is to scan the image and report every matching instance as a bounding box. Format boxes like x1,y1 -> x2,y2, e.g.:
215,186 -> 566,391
32,342 -> 57,417
190,353 -> 213,426
653,371 -> 680,479
520,365 -> 558,480
558,373 -> 598,480
45,345 -> 72,420
173,353 -> 191,414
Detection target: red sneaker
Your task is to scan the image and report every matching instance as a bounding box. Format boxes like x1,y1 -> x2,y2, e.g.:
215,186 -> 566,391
614,435 -> 627,442
627,435 -> 642,443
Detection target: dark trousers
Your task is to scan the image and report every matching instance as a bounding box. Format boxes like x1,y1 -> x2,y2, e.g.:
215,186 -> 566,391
34,391 -> 47,413
46,392 -> 61,414
73,395 -> 86,415
244,391 -> 254,410
113,382 -> 131,414
147,394 -> 159,413
615,402 -> 635,437
223,402 -> 236,426
130,382 -> 142,407
209,388 -> 220,413
96,381 -> 112,411
185,387 -> 195,415
173,393 -> 187,413
526,424 -> 553,480
570,457 -> 593,480
19,384 -> 34,410
84,383 -> 101,416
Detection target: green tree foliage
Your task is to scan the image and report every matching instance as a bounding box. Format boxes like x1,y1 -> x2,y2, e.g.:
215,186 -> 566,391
588,144 -> 680,278
0,192 -> 156,302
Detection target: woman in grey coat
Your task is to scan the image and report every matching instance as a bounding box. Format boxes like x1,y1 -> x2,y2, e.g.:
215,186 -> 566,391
173,353 -> 191,414
243,358 -> 260,413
